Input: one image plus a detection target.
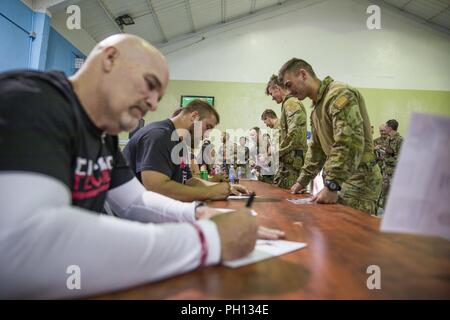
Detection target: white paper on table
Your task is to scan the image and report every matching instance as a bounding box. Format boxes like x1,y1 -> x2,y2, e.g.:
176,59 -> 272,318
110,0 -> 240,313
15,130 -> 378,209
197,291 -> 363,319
381,113 -> 450,240
223,240 -> 307,268
287,197 -> 313,205
228,195 -> 261,200
214,208 -> 257,216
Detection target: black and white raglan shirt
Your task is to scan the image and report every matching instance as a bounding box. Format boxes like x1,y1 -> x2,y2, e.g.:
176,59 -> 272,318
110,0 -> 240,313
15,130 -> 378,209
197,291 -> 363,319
0,71 -> 220,299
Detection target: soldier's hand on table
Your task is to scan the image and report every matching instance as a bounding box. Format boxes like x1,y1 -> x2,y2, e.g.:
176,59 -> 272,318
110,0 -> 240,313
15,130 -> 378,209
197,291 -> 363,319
258,226 -> 285,240
312,187 -> 338,204
208,182 -> 231,200
290,182 -> 306,194
211,209 -> 258,261
230,184 -> 250,196
209,173 -> 227,183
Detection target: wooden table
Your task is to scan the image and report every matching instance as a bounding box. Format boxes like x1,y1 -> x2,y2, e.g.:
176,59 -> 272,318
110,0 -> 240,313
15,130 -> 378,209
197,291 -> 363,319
96,181 -> 450,299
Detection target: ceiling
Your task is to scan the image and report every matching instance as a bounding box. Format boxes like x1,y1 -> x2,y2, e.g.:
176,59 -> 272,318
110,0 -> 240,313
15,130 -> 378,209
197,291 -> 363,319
52,0 -> 291,47
48,0 -> 450,51
381,0 -> 450,30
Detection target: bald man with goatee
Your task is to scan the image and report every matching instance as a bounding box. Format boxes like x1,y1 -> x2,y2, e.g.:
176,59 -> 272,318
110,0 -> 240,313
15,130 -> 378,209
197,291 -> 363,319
0,34 -> 283,299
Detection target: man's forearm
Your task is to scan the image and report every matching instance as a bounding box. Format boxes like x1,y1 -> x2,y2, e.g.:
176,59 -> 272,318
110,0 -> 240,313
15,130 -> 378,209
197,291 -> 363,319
107,178 -> 197,223
0,173 -> 221,299
146,179 -> 214,202
297,147 -> 326,187
187,177 -> 217,187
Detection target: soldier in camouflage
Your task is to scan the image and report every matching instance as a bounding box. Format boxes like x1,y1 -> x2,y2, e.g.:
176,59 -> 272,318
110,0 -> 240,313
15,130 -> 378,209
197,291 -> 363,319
377,119 -> 403,209
278,58 -> 382,215
373,123 -> 389,174
264,75 -> 308,189
259,109 -> 278,184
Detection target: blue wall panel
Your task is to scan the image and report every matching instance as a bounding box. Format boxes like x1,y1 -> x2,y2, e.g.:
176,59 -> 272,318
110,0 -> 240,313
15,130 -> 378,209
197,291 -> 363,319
30,12 -> 51,70
46,27 -> 86,76
0,0 -> 32,31
0,14 -> 31,71
0,0 -> 86,75
0,0 -> 32,72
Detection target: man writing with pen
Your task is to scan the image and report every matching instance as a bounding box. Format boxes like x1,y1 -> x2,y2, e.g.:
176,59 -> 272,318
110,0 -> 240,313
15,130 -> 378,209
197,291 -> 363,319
124,99 -> 252,202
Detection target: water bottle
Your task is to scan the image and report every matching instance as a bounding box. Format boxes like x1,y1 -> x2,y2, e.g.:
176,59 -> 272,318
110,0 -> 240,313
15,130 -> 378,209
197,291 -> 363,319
229,166 -> 235,184
222,159 -> 228,177
200,165 -> 208,181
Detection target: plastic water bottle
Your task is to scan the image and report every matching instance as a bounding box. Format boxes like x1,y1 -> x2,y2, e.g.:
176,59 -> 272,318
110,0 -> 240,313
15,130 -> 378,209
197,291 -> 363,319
222,159 -> 228,177
229,166 -> 235,184
200,165 -> 208,181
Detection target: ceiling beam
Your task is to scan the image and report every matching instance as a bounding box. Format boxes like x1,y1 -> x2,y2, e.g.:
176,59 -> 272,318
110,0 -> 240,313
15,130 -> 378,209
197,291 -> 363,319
427,5 -> 450,22
371,0 -> 450,35
96,0 -> 123,33
221,0 -> 226,23
185,0 -> 196,33
250,0 -> 257,14
30,0 -> 83,15
145,0 -> 168,43
401,0 -> 413,10
159,0 -> 326,54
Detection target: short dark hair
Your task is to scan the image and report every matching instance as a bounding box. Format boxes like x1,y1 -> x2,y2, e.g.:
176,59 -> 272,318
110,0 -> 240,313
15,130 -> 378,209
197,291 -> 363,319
251,126 -> 260,134
278,58 -> 316,82
265,74 -> 283,95
181,99 -> 220,124
172,108 -> 183,117
386,119 -> 399,131
261,109 -> 278,120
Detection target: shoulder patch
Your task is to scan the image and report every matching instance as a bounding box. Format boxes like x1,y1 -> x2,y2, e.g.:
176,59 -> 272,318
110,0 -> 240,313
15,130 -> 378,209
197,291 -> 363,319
334,95 -> 349,109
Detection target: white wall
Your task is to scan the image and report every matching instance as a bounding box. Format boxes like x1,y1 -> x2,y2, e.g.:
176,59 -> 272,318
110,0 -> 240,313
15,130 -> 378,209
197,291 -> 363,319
165,0 -> 450,91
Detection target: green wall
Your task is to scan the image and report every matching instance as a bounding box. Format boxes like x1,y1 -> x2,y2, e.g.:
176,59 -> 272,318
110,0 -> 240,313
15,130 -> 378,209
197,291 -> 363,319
120,80 -> 450,141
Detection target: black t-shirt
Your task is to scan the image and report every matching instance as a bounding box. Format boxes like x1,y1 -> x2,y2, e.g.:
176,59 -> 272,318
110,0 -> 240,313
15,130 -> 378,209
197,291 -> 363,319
123,119 -> 192,184
0,70 -> 134,213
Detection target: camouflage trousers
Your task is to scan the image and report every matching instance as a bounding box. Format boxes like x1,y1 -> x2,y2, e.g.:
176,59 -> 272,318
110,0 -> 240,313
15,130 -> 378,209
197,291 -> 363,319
273,163 -> 302,190
377,172 -> 393,209
337,162 -> 382,215
259,175 -> 274,184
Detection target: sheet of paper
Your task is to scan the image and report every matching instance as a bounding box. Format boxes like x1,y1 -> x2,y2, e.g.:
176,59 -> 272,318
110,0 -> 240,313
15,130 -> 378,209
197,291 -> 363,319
381,113 -> 450,240
223,240 -> 307,268
228,195 -> 260,200
214,208 -> 235,213
214,208 -> 257,216
287,197 -> 313,204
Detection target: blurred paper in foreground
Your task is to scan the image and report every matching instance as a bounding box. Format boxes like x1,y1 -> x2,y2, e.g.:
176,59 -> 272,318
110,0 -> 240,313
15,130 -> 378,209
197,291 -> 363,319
381,113 -> 450,240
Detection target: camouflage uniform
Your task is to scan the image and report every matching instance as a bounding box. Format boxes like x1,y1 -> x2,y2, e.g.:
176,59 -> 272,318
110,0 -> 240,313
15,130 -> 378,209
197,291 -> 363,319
259,173 -> 274,184
373,135 -> 388,175
272,96 -> 308,189
296,76 -> 382,215
378,132 -> 403,208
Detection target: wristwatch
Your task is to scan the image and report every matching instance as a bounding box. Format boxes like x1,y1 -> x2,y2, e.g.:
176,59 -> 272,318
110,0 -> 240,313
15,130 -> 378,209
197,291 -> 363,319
194,201 -> 205,220
324,179 -> 341,192
194,201 -> 205,210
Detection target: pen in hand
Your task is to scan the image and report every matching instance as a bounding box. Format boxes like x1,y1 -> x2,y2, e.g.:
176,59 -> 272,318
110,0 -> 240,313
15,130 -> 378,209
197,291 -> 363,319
246,192 -> 256,208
